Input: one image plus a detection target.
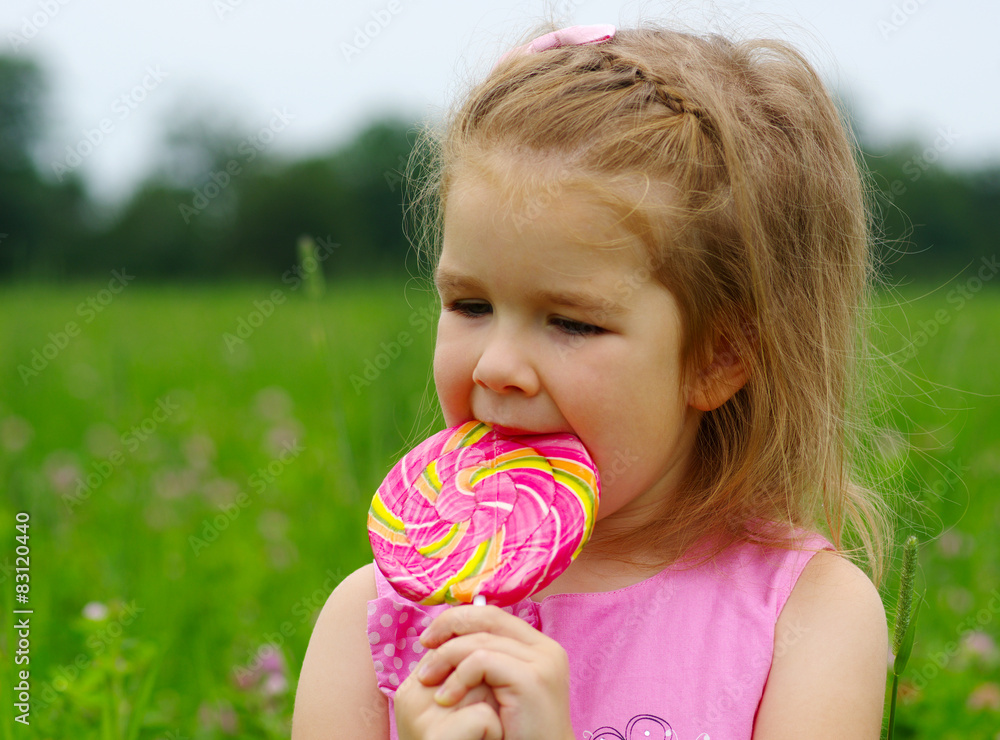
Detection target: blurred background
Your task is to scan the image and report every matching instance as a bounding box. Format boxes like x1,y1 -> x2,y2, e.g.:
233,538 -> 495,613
0,0 -> 998,737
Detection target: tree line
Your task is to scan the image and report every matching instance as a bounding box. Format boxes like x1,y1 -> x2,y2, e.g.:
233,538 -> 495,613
1,54 -> 997,285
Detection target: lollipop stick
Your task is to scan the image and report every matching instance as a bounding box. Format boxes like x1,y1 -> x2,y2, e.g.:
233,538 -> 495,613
473,595 -> 486,606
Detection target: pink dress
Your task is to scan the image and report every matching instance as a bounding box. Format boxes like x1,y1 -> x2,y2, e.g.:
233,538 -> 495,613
366,531 -> 834,739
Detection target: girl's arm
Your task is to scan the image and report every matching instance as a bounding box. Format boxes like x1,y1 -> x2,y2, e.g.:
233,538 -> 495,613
292,563 -> 390,739
753,551 -> 889,738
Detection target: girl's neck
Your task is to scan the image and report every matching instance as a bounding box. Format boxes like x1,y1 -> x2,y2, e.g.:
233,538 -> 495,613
529,544 -> 668,601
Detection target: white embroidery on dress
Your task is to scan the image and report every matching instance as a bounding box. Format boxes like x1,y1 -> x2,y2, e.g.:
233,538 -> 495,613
583,714 -> 709,739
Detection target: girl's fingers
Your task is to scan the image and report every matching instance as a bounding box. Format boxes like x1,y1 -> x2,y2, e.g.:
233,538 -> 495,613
455,682 -> 500,711
416,632 -> 535,685
395,673 -> 501,740
433,648 -> 526,707
420,604 -> 542,649
439,702 -> 503,740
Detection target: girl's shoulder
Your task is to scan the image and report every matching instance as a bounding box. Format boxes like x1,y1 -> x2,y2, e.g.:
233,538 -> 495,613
780,547 -> 886,638
754,549 -> 888,736
292,563 -> 388,740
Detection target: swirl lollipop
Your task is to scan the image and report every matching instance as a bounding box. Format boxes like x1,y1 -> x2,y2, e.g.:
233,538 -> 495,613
368,420 -> 600,607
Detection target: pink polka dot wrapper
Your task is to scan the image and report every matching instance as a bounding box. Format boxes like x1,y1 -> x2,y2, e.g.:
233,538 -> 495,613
368,421 -> 601,607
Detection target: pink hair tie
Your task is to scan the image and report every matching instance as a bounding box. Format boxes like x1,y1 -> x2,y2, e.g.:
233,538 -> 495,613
496,24 -> 616,68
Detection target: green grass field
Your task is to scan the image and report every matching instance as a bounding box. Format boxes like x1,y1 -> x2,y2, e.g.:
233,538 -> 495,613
0,273 -> 997,738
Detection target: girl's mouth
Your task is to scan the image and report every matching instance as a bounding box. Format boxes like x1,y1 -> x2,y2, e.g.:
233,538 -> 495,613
489,423 -> 551,437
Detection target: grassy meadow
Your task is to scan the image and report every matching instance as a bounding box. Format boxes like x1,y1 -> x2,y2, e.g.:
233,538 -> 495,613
0,271 -> 998,738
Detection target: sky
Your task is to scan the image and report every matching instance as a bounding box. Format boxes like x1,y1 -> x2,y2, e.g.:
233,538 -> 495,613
2,0 -> 998,208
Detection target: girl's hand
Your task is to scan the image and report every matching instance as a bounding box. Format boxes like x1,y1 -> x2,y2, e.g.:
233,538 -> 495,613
394,662 -> 502,740
416,604 -> 575,740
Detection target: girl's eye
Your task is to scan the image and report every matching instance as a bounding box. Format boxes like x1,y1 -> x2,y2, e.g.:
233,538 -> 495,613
444,301 -> 606,337
551,318 -> 606,336
444,300 -> 491,318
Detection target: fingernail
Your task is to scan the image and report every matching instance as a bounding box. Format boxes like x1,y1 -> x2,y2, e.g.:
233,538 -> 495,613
434,686 -> 453,705
417,660 -> 432,680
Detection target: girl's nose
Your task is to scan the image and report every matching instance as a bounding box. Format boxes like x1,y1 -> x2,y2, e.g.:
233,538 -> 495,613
471,328 -> 540,396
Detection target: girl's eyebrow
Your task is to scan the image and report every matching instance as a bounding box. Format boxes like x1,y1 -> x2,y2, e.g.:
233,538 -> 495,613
433,268 -> 626,317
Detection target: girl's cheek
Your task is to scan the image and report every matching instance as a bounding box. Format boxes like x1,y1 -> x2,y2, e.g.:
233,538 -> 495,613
433,365 -> 471,424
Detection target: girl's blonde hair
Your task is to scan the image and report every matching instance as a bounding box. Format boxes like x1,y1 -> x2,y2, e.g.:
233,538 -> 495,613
406,23 -> 893,585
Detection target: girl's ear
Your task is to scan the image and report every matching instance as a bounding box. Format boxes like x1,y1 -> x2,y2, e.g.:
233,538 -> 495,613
688,332 -> 749,412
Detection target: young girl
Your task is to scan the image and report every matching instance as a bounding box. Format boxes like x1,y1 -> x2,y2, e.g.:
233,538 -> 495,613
293,20 -> 891,740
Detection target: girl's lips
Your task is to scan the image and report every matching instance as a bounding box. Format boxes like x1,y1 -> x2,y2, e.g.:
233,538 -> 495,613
489,423 -> 554,437
490,423 -> 536,436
